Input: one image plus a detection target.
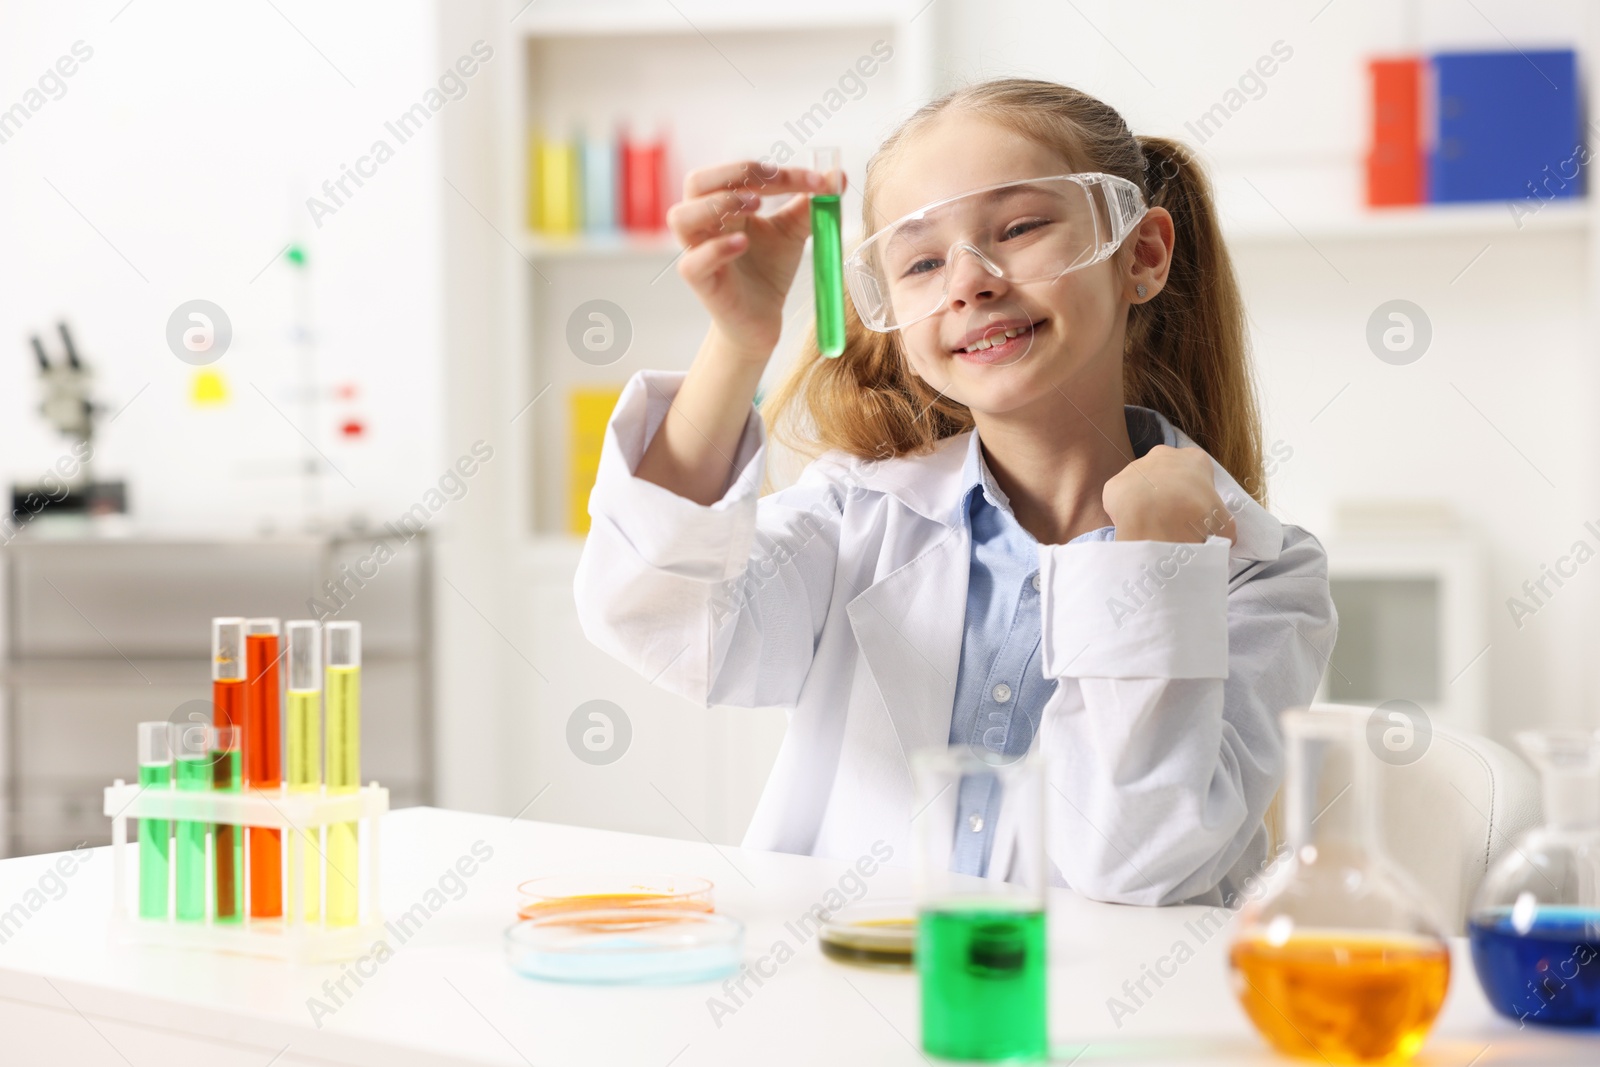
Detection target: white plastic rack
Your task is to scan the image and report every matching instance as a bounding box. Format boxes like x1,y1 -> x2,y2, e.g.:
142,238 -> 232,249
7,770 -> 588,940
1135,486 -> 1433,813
104,780 -> 389,963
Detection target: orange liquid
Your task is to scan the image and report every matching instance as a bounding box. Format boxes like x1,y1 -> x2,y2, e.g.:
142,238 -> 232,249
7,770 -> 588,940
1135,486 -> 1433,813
1230,933 -> 1450,1064
212,678 -> 245,921
246,634 -> 282,918
516,892 -> 712,925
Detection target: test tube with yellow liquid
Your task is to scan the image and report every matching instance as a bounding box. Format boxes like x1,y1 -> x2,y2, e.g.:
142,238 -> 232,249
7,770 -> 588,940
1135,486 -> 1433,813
325,621 -> 361,926
286,620 -> 322,923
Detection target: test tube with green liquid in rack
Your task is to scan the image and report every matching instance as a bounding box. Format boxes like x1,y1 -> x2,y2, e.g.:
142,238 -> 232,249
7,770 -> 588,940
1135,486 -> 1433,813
325,621 -> 361,926
286,620 -> 322,923
173,722 -> 212,922
137,722 -> 172,920
810,146 -> 846,358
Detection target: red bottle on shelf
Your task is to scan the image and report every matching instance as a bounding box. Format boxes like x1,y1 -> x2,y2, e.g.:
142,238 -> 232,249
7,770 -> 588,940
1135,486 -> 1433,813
622,124 -> 668,232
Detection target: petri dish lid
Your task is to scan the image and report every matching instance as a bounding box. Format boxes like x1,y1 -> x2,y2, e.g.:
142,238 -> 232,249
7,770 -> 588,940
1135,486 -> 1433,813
819,900 -> 916,969
505,907 -> 743,985
515,874 -> 713,921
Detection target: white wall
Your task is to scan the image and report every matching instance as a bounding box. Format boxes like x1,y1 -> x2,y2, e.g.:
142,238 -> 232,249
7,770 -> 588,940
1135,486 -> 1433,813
0,0 -> 446,535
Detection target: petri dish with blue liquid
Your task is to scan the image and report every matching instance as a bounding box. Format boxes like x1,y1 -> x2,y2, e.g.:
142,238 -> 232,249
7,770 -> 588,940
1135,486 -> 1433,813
505,907 -> 743,985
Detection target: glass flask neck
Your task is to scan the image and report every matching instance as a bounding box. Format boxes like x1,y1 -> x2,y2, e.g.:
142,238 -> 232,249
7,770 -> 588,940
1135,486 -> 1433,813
1283,709 -> 1380,860
1517,730 -> 1600,831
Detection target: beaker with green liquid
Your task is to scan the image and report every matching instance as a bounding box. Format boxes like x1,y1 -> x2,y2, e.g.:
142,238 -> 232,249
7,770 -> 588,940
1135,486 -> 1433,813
810,147 -> 846,358
913,747 -> 1049,1062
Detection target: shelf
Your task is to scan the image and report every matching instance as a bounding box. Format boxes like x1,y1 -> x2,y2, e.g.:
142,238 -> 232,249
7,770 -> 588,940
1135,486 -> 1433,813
513,0 -> 912,38
1226,199 -> 1589,244
521,231 -> 680,260
521,226 -> 865,260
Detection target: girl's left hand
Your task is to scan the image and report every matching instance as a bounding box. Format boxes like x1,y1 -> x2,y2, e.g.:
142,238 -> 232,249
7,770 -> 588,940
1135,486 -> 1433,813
1103,445 -> 1237,544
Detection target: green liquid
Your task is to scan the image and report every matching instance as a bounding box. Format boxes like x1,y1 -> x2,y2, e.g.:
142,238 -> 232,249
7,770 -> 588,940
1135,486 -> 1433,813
212,746 -> 242,923
174,756 -> 210,922
810,194 -> 845,358
919,907 -> 1048,1062
137,762 -> 171,919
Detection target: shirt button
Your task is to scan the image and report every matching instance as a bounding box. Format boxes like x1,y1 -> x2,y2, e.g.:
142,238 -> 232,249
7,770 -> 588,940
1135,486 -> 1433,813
992,683 -> 1012,704
1032,573 -> 1042,592
968,813 -> 984,833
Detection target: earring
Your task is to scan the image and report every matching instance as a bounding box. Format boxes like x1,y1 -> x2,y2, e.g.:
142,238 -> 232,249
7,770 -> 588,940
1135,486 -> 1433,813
1136,284 -> 1148,299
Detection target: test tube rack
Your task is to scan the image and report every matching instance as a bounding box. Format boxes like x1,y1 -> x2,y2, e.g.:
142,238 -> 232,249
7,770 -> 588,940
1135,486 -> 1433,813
104,779 -> 388,963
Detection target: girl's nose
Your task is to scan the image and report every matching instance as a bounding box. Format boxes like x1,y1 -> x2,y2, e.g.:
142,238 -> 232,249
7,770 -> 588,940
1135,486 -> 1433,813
944,243 -> 1007,310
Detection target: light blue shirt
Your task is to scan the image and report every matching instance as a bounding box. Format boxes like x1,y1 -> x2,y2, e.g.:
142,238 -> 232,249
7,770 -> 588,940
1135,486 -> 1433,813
948,410 -> 1171,875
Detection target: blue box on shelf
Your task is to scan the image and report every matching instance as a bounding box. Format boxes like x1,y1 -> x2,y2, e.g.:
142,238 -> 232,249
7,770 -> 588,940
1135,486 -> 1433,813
1428,49 -> 1582,204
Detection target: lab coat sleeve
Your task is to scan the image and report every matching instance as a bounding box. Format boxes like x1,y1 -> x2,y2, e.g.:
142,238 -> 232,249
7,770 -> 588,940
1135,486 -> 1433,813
573,369 -> 845,709
1035,528 -> 1337,905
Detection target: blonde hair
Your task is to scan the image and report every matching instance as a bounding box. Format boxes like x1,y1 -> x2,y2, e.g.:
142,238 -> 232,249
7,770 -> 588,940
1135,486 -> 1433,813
762,77 -> 1266,502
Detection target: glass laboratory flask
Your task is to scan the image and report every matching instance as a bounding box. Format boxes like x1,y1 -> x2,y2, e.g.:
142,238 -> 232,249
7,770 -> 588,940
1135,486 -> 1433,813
912,746 -> 1048,1063
1467,730 -> 1600,1028
1230,707 -> 1450,1065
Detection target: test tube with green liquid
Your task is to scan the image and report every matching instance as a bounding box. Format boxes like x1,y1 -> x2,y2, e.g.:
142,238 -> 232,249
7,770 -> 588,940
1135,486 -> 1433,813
174,722 -> 212,922
137,722 -> 172,920
325,621 -> 361,926
286,620 -> 322,924
810,146 -> 846,358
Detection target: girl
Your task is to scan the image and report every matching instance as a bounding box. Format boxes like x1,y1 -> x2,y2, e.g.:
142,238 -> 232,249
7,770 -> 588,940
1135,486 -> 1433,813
575,79 -> 1337,907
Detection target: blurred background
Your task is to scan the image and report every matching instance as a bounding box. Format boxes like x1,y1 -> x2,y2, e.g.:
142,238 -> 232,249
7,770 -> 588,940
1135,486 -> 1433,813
0,0 -> 1592,856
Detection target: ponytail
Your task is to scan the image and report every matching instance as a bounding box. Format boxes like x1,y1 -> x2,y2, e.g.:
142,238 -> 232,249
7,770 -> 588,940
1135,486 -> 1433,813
1126,136 -> 1264,502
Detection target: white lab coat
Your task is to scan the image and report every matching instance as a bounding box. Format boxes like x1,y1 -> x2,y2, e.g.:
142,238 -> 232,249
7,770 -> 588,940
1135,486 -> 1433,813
575,370 -> 1338,906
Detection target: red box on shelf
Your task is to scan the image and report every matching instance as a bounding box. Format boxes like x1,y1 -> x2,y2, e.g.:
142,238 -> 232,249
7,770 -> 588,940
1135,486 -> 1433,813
1366,57 -> 1426,207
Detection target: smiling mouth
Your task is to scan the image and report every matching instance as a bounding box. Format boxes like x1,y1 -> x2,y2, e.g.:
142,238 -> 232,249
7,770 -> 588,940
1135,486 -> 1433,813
954,319 -> 1045,361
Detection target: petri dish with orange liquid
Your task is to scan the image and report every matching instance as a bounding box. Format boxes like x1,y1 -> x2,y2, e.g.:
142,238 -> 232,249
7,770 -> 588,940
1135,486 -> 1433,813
516,874 -> 714,925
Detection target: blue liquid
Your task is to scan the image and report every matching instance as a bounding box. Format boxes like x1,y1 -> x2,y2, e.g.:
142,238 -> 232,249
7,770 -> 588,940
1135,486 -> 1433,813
1468,908 -> 1600,1028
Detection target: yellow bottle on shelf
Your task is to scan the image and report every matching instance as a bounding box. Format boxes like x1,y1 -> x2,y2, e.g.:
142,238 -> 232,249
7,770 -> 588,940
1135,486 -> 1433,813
569,386 -> 623,535
525,126 -> 542,231
537,133 -> 580,236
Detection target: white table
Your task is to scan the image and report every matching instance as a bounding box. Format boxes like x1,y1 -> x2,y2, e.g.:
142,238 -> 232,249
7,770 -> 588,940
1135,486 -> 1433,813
0,807 -> 1593,1066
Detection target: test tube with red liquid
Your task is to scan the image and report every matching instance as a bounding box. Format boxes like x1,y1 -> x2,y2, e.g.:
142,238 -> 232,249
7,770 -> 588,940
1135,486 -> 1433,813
245,618 -> 283,918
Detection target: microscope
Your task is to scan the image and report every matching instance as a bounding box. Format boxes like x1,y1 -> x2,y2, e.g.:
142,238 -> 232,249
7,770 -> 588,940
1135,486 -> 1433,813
8,322 -> 127,532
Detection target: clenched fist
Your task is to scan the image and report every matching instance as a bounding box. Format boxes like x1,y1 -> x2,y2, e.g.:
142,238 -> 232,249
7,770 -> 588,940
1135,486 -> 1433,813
1103,445 -> 1237,545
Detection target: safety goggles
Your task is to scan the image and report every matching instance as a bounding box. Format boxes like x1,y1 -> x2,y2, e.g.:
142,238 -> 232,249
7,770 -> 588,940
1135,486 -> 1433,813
844,172 -> 1147,333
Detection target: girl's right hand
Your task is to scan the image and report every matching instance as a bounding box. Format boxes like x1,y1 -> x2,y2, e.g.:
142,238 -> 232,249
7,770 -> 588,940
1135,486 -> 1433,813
669,161 -> 838,361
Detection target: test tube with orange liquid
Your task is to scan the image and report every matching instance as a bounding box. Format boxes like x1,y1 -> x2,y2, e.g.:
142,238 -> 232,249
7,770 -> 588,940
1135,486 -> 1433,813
245,618 -> 283,918
211,617 -> 246,922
